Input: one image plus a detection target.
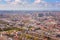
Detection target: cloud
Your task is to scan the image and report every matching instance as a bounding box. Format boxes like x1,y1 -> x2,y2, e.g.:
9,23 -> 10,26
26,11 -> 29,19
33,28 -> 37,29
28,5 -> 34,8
4,0 -> 12,3
34,0 -> 42,4
4,0 -> 30,5
0,0 -> 60,10
55,2 -> 60,7
10,0 -> 21,5
4,0 -> 21,4
14,0 -> 22,4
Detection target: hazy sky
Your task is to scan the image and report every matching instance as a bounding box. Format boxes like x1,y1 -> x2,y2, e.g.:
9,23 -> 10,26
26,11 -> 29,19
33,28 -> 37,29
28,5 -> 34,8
0,0 -> 60,10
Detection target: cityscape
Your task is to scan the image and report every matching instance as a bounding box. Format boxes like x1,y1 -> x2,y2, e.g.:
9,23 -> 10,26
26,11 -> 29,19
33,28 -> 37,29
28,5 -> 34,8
0,11 -> 60,40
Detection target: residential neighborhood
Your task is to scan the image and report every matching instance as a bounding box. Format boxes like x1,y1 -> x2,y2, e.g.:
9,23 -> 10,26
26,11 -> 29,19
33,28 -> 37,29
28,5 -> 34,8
0,11 -> 60,40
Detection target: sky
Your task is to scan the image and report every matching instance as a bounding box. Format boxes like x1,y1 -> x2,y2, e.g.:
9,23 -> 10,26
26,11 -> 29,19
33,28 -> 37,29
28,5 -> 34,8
0,0 -> 60,11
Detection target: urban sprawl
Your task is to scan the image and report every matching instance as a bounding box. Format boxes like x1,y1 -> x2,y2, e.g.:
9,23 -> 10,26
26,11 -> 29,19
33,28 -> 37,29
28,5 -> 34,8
0,11 -> 60,40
